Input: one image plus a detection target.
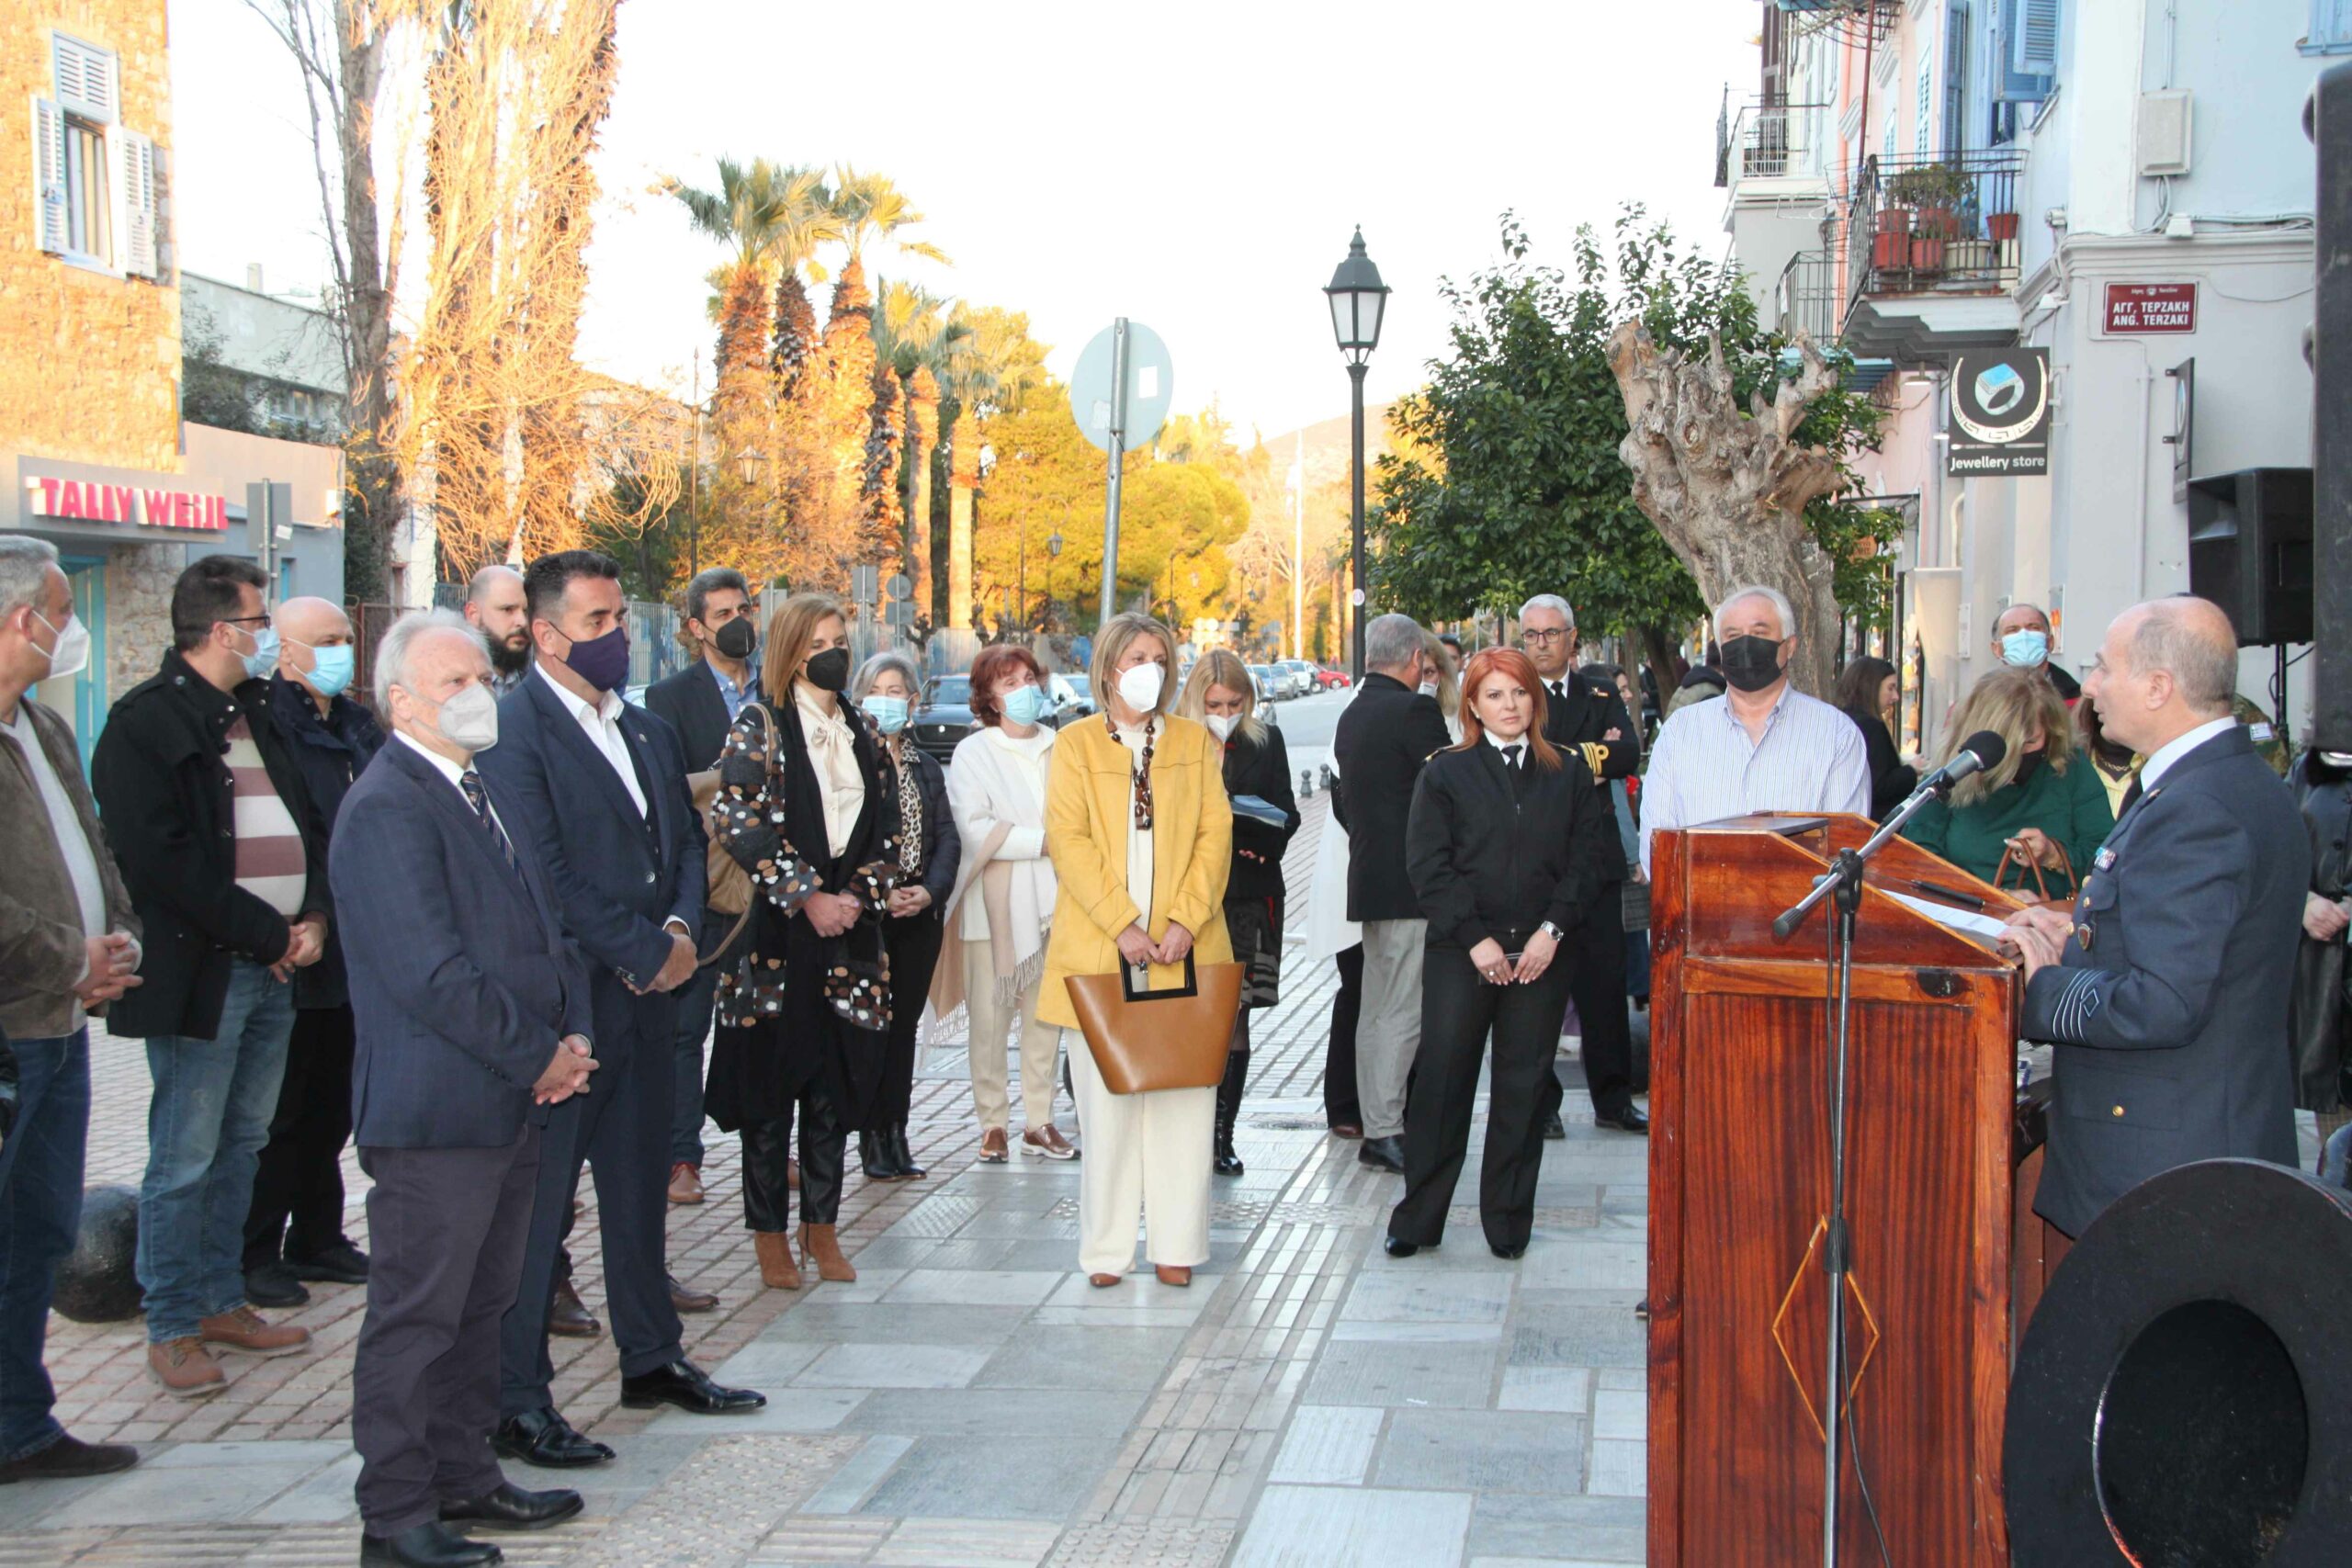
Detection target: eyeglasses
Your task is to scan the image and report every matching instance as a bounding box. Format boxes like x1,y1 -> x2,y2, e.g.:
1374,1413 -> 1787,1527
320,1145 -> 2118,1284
1518,628 -> 1571,646
221,615 -> 273,631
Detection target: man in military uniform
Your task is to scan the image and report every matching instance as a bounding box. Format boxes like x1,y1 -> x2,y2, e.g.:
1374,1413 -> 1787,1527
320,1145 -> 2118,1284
2003,596 -> 2309,1237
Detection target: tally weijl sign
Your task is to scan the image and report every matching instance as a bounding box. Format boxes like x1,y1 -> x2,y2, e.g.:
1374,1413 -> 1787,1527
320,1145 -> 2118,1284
24,474 -> 228,532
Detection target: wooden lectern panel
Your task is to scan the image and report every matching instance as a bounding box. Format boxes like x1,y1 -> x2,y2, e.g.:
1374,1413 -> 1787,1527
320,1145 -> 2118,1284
1648,816 -> 2021,1568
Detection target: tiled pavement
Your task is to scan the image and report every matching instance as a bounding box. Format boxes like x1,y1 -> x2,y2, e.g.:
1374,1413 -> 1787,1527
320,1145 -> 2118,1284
5,795 -> 1657,1566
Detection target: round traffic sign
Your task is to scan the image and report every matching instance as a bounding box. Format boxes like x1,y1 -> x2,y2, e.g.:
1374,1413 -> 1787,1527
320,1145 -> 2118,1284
886,572 -> 913,601
1069,321 -> 1174,456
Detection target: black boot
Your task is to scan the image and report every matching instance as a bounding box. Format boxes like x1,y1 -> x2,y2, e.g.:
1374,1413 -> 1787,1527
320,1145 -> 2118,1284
858,1130 -> 904,1181
888,1122 -> 927,1179
1214,1048 -> 1249,1177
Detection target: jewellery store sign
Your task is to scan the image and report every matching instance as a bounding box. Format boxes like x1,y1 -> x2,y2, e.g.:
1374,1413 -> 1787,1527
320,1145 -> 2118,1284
1947,348 -> 2051,478
20,463 -> 228,534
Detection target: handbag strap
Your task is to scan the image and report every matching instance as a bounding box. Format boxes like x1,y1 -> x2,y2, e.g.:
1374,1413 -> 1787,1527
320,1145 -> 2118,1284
1994,837 -> 2075,901
696,703 -> 782,969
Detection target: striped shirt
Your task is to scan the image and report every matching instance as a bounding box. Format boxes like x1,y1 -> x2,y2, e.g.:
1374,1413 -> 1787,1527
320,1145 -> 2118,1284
226,716 -> 309,917
1637,683 -> 1871,874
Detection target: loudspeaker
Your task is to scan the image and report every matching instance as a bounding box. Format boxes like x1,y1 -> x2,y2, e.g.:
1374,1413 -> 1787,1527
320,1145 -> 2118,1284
2188,467 -> 2314,646
2005,1158 -> 2352,1565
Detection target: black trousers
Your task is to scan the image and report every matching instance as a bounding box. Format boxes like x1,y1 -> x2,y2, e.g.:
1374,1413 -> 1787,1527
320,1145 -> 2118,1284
497,1029 -> 684,1416
243,1003 -> 356,1269
1389,939 -> 1577,1253
353,1123 -> 538,1535
1568,884 -> 1634,1117
1324,943 -> 1364,1129
872,910 -> 944,1129
742,1089 -> 845,1230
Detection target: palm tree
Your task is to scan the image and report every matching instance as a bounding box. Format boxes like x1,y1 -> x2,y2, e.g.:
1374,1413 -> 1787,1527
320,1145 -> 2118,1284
761,165 -> 839,400
665,157 -> 793,429
874,282 -> 964,597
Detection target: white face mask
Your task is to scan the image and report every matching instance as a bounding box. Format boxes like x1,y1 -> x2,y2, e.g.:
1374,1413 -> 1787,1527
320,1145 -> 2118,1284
1204,713 -> 1235,741
416,682 -> 500,752
1418,681 -> 1440,699
28,608 -> 89,681
1115,661 -> 1166,713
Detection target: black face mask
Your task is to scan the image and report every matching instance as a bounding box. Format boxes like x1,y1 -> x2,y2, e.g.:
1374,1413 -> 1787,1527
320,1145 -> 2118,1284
712,616 -> 757,660
2011,749 -> 2045,786
1718,635 -> 1785,694
804,646 -> 852,693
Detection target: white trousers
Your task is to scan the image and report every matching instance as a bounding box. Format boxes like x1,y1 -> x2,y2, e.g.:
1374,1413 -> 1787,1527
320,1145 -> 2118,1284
1063,1027 -> 1214,1276
963,940 -> 1063,1134
1356,919 -> 1428,1140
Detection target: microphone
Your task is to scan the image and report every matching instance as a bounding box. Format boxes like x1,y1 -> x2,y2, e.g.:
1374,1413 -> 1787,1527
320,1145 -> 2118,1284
1916,729 -> 2009,798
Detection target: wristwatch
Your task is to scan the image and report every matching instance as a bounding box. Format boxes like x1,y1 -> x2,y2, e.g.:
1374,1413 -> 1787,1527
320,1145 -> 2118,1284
1539,920 -> 1566,943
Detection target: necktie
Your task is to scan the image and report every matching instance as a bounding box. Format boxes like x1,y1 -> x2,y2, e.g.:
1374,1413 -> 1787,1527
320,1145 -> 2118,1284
1503,743 -> 1523,771
2118,773 -> 2143,816
460,769 -> 524,880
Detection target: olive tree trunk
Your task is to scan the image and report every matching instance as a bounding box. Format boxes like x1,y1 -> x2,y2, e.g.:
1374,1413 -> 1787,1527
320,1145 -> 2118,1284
1605,322 -> 1846,696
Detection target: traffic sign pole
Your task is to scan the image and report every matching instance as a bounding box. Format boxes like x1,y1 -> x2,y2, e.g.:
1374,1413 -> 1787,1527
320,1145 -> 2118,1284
1101,319 -> 1129,627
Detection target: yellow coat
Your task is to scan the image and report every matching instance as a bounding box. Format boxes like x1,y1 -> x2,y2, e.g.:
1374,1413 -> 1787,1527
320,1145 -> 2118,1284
1038,712 -> 1233,1030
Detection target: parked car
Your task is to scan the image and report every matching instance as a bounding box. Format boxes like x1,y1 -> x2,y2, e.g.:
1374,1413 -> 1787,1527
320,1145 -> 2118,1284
1275,660 -> 1317,698
1311,666 -> 1352,691
910,672 -> 977,765
1246,664 -> 1281,704
1052,671 -> 1094,722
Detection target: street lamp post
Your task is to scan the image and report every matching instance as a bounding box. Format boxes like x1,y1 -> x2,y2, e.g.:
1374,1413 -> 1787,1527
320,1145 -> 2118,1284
1325,227 -> 1389,681
1046,530 -> 1063,627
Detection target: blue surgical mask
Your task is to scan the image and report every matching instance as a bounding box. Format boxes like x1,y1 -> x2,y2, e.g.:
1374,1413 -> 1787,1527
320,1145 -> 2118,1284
1001,684 -> 1050,728
864,694 -> 910,735
292,640 -> 355,699
2000,629 -> 2050,669
242,625 -> 280,682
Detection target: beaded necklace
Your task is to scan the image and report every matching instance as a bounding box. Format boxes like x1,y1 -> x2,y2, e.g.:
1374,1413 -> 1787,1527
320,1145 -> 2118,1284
1109,709 -> 1156,830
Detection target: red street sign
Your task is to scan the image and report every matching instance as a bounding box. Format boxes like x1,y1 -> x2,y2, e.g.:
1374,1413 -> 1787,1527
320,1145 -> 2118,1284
2104,282 -> 2198,334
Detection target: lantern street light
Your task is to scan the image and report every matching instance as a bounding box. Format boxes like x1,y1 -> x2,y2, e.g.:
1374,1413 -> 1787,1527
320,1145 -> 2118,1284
1324,227 -> 1389,680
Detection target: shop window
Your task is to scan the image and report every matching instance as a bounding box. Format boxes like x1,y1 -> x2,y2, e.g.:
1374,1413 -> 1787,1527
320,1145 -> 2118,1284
31,32 -> 156,277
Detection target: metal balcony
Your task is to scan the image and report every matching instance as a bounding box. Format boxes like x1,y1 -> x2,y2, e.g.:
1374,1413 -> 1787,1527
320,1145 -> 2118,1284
1715,99 -> 1835,190
1840,150 -> 2026,362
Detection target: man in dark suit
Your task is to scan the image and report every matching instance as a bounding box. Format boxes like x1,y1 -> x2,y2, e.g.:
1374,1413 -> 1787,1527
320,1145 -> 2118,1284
1331,613 -> 1453,1173
1519,594 -> 1646,1136
642,567 -> 759,1206
2004,596 -> 2309,1238
478,551 -> 761,1472
337,610 -> 591,1568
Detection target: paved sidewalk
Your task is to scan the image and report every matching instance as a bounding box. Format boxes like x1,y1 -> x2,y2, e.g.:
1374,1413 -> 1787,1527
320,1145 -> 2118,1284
3,795 -> 1656,1566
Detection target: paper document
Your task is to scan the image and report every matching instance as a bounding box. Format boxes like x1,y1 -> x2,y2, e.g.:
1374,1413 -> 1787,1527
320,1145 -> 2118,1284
1228,794 -> 1292,829
1883,889 -> 2014,943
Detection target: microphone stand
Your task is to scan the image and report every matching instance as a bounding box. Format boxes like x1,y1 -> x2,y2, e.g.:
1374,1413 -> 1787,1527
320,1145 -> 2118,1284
1770,773 -> 1956,1568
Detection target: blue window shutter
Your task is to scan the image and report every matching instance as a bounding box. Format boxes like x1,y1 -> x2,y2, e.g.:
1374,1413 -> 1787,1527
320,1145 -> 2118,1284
1946,2 -> 1971,148
2311,0 -> 2352,51
2013,0 -> 2060,76
1996,0 -> 2054,103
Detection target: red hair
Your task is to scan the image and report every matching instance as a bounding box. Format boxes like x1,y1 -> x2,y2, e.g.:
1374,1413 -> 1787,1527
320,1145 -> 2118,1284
1453,648 -> 1561,770
969,642 -> 1047,728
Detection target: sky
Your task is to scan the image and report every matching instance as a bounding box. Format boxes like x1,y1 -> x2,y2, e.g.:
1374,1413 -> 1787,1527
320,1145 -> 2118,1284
169,0 -> 1766,445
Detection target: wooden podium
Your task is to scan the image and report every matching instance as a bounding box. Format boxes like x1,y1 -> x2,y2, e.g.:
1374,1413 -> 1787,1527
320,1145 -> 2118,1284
1647,814 -> 2025,1567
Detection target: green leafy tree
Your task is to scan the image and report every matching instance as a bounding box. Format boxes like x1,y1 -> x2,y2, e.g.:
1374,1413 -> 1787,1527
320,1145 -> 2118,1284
1374,209 -> 1891,687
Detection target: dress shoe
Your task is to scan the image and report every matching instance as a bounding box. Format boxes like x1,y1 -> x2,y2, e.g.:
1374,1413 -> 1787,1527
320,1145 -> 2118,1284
1382,1235 -> 1420,1258
492,1407 -> 614,1469
1541,1110 -> 1567,1141
284,1238 -> 369,1283
1595,1105 -> 1650,1135
1329,1122 -> 1364,1139
199,1305 -> 311,1357
887,1123 -> 927,1179
667,1273 -> 718,1314
667,1162 -> 706,1204
858,1131 -> 907,1180
439,1480 -> 584,1530
798,1223 -> 855,1281
1088,1272 -> 1123,1289
754,1230 -> 801,1291
547,1279 -> 601,1339
360,1520 -> 501,1566
618,1359 -> 765,1415
1153,1264 -> 1192,1287
243,1262 -> 311,1309
1490,1243 -> 1527,1260
1357,1134 -> 1406,1173
0,1432 -> 139,1483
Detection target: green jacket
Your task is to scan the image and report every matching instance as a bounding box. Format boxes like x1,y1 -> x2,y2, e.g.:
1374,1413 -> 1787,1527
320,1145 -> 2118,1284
1900,745 -> 2115,898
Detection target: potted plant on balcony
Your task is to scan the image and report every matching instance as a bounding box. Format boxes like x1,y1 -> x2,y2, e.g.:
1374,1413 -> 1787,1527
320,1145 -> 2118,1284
1885,162 -> 1975,274
1872,203 -> 1913,270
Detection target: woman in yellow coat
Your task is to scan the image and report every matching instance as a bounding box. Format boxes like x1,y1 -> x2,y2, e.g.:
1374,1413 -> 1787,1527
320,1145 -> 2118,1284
1041,612 -> 1233,1288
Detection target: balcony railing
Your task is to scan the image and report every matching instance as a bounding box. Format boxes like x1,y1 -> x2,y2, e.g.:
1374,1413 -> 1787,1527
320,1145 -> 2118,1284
1844,149 -> 2026,307
1775,251 -> 1838,346
1715,100 -> 1834,189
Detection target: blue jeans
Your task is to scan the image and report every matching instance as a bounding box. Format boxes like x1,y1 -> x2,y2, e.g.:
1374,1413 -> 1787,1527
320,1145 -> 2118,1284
137,962 -> 296,1343
0,1029 -> 89,1463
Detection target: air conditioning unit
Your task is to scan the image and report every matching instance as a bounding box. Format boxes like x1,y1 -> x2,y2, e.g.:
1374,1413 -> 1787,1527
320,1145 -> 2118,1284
2137,89 -> 2194,177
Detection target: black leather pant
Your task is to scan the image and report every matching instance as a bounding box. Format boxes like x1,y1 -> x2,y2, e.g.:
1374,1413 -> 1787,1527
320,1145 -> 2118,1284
741,1090 -> 845,1230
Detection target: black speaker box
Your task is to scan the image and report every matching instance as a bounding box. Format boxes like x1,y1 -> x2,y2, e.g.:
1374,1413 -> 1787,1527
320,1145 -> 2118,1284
2188,467 -> 2314,646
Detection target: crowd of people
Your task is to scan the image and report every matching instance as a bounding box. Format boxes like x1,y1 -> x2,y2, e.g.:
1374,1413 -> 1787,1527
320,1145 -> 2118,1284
0,532 -> 2332,1564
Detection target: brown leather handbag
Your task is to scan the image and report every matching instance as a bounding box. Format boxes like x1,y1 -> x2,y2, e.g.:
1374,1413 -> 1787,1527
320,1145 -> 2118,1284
1994,838 -> 2079,911
1064,953 -> 1244,1094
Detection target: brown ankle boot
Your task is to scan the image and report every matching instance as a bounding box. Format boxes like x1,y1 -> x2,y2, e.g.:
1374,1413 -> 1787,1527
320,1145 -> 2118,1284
754,1230 -> 801,1290
797,1223 -> 856,1282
